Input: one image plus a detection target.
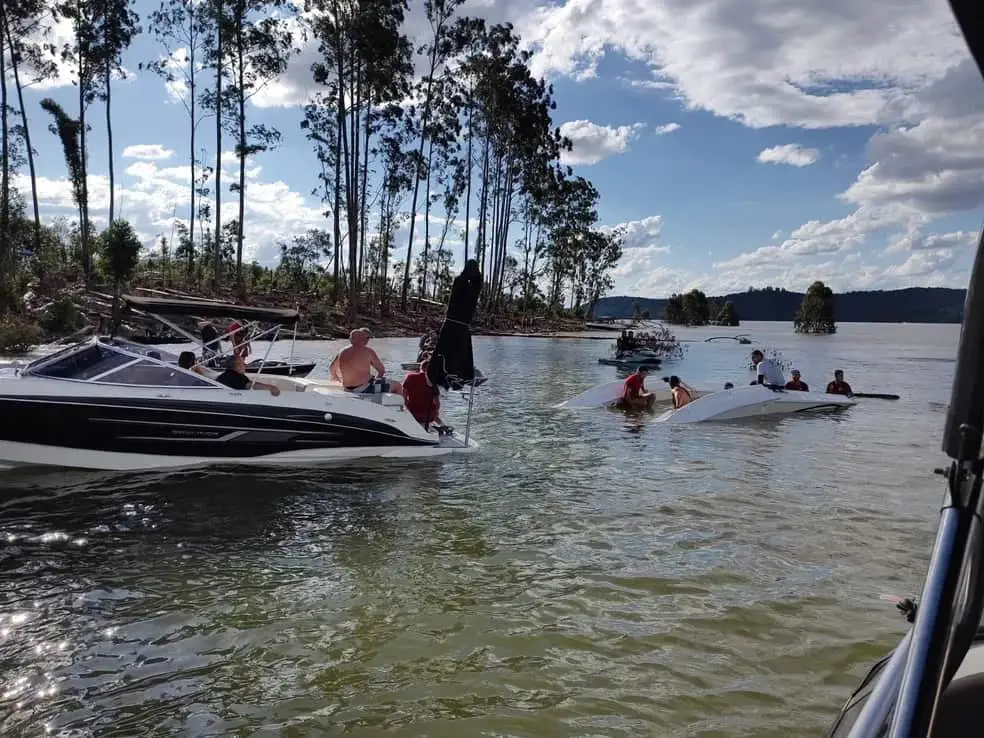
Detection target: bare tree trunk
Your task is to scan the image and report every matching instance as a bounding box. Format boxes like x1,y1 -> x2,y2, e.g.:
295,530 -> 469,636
188,21 -> 196,273
400,35 -> 442,310
213,0 -> 223,288
421,136 -> 435,299
358,90 -> 370,291
78,58 -> 91,283
0,11 -> 10,307
235,24 -> 246,287
5,18 -> 41,260
105,58 -> 115,224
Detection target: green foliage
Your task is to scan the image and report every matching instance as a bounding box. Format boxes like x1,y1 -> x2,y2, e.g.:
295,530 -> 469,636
99,219 -> 142,333
794,280 -> 837,334
40,294 -> 85,334
717,300 -> 739,326
0,315 -> 41,353
100,219 -> 142,285
664,289 -> 710,325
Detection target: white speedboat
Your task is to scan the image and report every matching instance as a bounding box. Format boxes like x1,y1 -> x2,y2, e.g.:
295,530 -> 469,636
652,384 -> 856,423
0,338 -> 478,472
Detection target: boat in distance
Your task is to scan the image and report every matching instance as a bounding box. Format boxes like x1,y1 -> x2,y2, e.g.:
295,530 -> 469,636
0,338 -> 477,472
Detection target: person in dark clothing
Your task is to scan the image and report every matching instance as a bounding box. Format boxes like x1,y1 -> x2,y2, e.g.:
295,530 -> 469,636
427,260 -> 483,390
200,322 -> 221,365
216,356 -> 281,395
826,369 -> 853,396
785,369 -> 809,391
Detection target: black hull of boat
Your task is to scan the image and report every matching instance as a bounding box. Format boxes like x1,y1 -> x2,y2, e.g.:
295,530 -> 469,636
0,395 -> 433,459
209,358 -> 316,378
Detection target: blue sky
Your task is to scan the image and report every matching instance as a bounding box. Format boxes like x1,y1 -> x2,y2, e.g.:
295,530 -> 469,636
11,0 -> 984,298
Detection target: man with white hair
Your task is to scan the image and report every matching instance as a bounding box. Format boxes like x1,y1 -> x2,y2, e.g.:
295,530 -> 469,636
329,327 -> 403,395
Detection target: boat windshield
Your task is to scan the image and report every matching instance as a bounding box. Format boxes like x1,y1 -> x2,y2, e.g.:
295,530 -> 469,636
24,342 -> 215,387
98,337 -> 182,363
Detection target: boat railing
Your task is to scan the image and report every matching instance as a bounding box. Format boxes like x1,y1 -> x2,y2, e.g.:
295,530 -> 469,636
147,311 -> 290,375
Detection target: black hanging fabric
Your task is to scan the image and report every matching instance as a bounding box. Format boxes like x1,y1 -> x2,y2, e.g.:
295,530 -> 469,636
427,260 -> 483,390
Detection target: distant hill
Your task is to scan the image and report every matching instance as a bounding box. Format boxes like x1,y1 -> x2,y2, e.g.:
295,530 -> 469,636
592,287 -> 966,323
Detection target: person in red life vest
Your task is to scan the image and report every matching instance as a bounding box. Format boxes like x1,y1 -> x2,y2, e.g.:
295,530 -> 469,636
228,320 -> 251,359
826,369 -> 853,396
402,356 -> 444,429
620,366 -> 654,409
784,368 -> 809,391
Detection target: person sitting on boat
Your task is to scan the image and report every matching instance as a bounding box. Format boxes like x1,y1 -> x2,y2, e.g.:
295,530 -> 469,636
216,356 -> 281,396
177,351 -> 206,376
785,369 -> 809,391
826,369 -> 853,396
668,375 -> 694,409
620,366 -> 653,409
750,349 -> 785,387
330,327 -> 404,396
402,355 -> 445,429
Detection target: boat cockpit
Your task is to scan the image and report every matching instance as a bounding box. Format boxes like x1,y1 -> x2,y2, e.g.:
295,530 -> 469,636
20,339 -> 223,388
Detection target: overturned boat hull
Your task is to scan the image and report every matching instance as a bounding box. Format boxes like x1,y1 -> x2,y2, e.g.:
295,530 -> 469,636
653,384 -> 856,423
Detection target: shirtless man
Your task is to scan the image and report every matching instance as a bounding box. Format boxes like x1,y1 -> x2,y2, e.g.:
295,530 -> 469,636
330,328 -> 403,396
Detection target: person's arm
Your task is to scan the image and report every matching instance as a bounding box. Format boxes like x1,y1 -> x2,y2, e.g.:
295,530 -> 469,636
369,348 -> 386,377
329,352 -> 341,382
251,379 -> 281,396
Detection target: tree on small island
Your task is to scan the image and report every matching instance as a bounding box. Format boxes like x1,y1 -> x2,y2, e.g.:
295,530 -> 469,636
794,281 -> 837,334
717,300 -> 739,326
663,289 -> 710,325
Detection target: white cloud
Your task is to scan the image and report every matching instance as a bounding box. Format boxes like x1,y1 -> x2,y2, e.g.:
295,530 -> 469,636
523,0 -> 965,129
885,229 -> 978,254
559,120 -> 646,165
653,122 -> 681,135
757,144 -> 820,167
122,144 -> 176,161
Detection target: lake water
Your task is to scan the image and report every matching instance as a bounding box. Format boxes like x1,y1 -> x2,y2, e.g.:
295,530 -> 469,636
0,321 -> 961,737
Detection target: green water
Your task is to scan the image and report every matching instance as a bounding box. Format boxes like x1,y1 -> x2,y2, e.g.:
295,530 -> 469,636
0,322 -> 959,736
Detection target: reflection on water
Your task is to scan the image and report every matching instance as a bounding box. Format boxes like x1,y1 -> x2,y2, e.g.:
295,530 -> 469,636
0,322 -> 960,736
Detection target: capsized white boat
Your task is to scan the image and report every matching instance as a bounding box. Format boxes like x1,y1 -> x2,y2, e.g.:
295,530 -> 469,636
652,383 -> 855,423
555,380 -> 711,409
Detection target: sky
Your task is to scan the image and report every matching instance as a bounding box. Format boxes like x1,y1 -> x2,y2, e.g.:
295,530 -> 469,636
9,0 -> 984,298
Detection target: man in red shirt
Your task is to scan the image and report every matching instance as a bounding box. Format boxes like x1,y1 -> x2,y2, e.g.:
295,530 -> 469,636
784,369 -> 809,391
620,366 -> 654,409
402,356 -> 444,429
826,369 -> 853,396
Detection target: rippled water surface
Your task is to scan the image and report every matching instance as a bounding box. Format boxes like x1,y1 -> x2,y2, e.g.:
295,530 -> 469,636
0,321 -> 960,736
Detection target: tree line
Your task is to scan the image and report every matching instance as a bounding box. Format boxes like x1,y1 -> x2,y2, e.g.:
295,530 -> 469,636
0,0 -> 625,329
663,289 -> 739,327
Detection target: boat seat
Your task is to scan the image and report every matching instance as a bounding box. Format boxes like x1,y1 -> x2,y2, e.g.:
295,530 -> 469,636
931,673 -> 984,736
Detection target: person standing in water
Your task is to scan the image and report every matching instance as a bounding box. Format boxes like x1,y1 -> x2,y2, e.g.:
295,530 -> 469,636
785,369 -> 809,391
826,369 -> 853,396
